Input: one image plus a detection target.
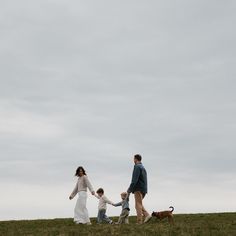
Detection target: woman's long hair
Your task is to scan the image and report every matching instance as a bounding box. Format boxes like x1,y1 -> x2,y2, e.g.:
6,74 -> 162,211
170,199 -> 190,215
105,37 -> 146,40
75,166 -> 87,177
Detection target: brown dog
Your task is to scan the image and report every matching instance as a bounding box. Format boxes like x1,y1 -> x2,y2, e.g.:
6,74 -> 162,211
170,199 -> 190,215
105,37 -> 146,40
152,206 -> 174,224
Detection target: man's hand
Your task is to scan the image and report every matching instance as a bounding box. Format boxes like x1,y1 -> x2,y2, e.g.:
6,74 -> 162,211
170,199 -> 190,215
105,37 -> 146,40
69,196 -> 72,200
126,192 -> 130,200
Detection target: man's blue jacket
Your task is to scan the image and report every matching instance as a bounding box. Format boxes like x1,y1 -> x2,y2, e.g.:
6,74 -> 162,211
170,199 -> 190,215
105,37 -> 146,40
128,163 -> 148,194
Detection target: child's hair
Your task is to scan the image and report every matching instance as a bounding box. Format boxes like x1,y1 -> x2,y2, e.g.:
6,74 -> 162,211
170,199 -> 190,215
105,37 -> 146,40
121,192 -> 128,198
96,188 -> 104,194
134,154 -> 142,161
75,166 -> 86,177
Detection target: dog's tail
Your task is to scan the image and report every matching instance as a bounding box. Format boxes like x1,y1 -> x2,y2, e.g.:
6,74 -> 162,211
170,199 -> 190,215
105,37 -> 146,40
169,206 -> 174,212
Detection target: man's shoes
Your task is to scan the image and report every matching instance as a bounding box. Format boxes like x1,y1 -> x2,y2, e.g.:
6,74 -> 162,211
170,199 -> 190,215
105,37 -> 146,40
144,215 -> 152,223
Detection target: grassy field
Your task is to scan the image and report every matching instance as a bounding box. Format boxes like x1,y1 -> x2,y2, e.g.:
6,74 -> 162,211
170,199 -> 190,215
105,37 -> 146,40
0,213 -> 235,236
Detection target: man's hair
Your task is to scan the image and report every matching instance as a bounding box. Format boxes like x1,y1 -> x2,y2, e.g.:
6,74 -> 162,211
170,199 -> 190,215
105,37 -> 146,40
96,188 -> 104,194
134,154 -> 142,161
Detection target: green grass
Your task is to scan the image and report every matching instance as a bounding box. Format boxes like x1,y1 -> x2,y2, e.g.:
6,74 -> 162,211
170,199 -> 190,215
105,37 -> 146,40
0,213 -> 235,236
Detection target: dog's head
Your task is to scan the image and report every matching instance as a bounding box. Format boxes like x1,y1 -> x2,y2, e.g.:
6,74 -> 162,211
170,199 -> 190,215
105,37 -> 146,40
152,211 -> 158,217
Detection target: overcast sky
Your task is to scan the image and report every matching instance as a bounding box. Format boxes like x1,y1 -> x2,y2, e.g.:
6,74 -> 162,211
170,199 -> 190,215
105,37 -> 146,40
0,0 -> 235,220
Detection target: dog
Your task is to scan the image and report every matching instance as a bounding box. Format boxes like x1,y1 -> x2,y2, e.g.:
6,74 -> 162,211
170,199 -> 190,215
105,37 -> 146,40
152,206 -> 174,224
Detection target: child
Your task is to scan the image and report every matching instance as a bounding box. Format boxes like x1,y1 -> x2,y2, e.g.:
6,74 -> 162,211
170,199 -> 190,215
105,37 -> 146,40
112,192 -> 130,224
95,188 -> 114,224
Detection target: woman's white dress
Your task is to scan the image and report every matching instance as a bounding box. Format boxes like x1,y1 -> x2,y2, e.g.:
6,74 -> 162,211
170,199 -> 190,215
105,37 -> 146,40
70,175 -> 94,224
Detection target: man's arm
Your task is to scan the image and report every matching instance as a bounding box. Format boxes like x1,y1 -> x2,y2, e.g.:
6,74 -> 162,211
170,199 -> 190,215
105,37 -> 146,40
127,165 -> 140,193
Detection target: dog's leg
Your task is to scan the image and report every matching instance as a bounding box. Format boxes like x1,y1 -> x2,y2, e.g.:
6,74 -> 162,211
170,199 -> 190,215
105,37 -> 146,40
168,215 -> 174,225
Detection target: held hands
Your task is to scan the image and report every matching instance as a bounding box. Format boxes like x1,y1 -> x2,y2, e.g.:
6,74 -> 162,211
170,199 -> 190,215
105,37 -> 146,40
126,192 -> 130,199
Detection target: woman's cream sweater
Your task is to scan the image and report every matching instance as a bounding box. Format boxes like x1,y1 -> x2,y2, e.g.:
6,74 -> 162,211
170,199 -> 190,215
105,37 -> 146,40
70,175 -> 94,199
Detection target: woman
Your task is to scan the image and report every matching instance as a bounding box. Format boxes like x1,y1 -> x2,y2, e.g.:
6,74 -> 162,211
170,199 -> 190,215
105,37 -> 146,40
69,166 -> 95,224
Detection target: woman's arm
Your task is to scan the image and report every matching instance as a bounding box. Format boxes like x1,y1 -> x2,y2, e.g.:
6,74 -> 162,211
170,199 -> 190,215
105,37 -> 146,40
84,176 -> 95,194
69,182 -> 78,200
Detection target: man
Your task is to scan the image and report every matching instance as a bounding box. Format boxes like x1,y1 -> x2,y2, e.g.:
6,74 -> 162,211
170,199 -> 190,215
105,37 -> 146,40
127,154 -> 152,224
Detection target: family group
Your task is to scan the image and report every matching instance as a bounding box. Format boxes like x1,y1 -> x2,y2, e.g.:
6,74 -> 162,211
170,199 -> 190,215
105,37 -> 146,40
69,154 -> 152,225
